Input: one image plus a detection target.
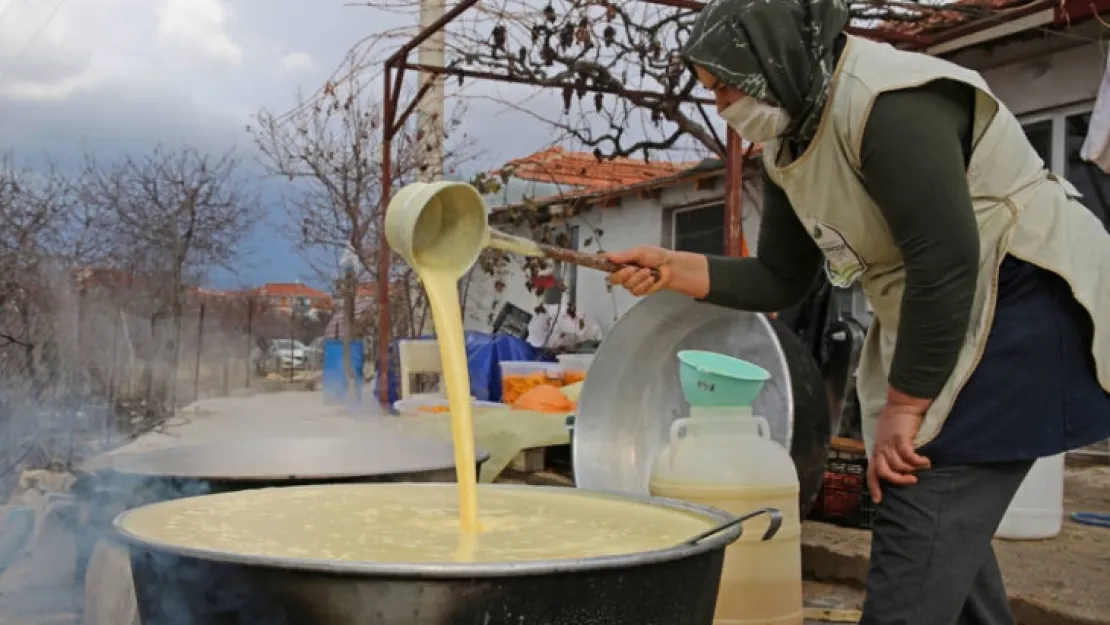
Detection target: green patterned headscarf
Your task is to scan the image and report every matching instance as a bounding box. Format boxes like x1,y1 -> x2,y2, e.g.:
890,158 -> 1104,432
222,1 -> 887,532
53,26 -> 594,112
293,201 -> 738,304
681,0 -> 850,144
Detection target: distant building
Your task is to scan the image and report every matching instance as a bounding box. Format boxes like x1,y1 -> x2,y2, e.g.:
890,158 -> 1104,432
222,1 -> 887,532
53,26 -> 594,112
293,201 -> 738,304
251,282 -> 333,319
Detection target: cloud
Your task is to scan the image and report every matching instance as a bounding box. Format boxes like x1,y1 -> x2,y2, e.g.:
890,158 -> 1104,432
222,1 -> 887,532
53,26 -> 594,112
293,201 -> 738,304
157,0 -> 243,66
279,51 -> 314,74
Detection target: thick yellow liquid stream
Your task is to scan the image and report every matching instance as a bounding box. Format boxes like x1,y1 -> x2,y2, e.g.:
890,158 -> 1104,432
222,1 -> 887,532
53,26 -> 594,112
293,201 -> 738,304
419,271 -> 480,534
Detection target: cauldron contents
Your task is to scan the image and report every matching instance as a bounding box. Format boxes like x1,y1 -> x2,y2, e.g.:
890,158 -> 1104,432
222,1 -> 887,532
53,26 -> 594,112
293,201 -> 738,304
117,483 -> 713,563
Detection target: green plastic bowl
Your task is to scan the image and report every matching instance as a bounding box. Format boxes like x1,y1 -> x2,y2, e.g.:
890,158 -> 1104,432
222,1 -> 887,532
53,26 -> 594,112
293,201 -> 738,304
676,350 -> 770,407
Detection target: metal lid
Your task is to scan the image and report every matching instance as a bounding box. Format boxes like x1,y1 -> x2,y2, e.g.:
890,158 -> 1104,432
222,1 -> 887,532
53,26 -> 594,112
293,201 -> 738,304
108,435 -> 490,482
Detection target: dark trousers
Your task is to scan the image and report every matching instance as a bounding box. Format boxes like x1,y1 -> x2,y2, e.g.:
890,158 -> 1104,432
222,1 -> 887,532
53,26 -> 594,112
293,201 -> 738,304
860,461 -> 1034,625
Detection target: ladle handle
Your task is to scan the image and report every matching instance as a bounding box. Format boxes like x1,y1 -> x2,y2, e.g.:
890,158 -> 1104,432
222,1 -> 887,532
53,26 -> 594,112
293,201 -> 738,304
537,243 -> 662,281
685,507 -> 783,546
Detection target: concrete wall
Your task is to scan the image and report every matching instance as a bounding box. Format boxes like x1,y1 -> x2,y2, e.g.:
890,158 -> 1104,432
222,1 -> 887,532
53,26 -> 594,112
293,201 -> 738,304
953,38 -> 1105,115
462,173 -> 764,335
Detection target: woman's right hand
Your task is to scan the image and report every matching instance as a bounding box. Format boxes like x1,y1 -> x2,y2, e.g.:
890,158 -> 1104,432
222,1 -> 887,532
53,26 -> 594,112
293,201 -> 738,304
604,247 -> 710,299
605,247 -> 673,296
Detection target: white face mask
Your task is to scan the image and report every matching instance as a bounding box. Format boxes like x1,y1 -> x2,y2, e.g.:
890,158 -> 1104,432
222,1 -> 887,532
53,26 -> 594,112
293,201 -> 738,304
719,97 -> 791,143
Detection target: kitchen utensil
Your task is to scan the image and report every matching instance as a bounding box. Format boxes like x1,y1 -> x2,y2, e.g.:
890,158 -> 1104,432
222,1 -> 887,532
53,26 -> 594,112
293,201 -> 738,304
676,350 -> 771,407
384,180 -> 658,281
684,507 -> 784,545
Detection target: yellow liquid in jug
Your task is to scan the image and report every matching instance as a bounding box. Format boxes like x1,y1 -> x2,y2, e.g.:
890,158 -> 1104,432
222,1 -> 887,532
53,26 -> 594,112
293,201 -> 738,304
651,480 -> 803,625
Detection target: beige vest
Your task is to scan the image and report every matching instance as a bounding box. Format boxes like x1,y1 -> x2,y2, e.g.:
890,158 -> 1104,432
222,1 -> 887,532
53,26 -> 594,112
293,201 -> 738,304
763,36 -> 1110,452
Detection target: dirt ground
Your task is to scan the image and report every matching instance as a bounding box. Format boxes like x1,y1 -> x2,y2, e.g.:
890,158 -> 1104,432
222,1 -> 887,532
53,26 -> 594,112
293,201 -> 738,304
802,463 -> 1110,625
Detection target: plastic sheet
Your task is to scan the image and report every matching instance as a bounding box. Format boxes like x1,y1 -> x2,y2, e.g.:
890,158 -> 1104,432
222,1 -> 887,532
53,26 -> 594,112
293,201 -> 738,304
377,332 -> 546,405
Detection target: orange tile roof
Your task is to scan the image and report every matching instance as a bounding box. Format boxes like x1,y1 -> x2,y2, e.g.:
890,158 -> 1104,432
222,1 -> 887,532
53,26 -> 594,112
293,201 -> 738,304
493,146 -> 763,213
255,282 -> 331,300
499,147 -> 702,191
876,0 -> 1031,37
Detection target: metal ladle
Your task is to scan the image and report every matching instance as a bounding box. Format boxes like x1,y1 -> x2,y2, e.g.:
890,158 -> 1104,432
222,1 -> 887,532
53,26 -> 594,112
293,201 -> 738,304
384,181 -> 659,280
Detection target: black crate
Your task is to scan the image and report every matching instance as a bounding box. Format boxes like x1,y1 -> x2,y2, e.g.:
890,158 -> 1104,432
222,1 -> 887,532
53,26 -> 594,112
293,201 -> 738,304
812,449 -> 876,530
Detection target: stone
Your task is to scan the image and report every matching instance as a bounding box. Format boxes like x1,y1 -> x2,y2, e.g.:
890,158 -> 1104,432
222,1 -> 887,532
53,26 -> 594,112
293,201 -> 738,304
18,471 -> 76,495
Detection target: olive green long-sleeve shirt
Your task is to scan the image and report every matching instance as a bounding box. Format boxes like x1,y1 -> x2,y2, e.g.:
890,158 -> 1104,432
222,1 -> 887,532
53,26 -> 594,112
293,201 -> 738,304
701,79 -> 979,400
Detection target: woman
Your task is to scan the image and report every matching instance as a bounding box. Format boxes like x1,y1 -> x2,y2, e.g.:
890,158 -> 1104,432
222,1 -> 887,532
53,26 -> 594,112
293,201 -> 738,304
606,0 -> 1110,623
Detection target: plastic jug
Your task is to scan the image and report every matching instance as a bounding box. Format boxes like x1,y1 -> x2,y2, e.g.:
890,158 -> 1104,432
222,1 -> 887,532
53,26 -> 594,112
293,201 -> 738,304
995,453 -> 1065,540
650,408 -> 803,625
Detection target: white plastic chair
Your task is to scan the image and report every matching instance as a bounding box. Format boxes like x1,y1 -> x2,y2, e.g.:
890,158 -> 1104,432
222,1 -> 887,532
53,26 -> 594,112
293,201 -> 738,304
398,339 -> 442,399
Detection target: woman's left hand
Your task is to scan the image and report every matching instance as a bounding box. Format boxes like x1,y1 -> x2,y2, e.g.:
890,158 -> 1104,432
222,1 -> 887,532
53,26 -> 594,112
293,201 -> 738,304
867,404 -> 932,504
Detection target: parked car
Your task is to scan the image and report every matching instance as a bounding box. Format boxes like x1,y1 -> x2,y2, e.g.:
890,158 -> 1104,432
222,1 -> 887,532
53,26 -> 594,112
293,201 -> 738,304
267,339 -> 308,370
304,337 -> 326,369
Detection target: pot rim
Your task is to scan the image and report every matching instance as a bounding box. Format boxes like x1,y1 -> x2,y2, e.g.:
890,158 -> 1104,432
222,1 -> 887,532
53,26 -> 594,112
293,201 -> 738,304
112,483 -> 741,578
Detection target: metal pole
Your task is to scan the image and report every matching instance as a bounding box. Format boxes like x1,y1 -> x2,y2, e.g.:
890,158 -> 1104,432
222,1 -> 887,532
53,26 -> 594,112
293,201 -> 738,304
724,128 -> 745,257
245,298 -> 253,388
377,65 -> 396,409
289,306 -> 296,382
194,302 -> 206,402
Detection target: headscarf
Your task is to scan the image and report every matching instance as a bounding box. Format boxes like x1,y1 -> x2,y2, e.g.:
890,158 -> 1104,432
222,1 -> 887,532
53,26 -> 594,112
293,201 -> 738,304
681,0 -> 850,145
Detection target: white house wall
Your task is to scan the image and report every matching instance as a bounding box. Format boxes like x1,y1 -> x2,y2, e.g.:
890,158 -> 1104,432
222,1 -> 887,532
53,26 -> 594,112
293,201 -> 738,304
463,174 -> 764,336
964,40 -> 1105,116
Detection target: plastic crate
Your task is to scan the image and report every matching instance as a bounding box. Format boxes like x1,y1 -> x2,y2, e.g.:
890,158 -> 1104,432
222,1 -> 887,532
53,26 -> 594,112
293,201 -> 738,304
813,449 -> 876,530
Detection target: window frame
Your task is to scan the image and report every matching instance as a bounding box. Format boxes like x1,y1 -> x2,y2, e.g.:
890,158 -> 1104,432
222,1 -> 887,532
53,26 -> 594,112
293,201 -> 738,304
1020,100 -> 1109,228
1019,101 -> 1096,175
669,202 -> 726,255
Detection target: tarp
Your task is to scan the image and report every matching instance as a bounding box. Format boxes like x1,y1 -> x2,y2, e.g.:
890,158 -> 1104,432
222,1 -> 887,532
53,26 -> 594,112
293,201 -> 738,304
376,332 -> 549,406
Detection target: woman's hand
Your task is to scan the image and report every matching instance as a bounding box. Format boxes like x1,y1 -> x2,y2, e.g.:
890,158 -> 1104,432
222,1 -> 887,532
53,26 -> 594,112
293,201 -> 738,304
604,247 -> 711,299
866,393 -> 933,504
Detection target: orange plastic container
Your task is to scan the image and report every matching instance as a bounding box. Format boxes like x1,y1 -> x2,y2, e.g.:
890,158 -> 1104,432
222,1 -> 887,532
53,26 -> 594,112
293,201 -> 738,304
499,361 -> 564,405
556,353 -> 595,386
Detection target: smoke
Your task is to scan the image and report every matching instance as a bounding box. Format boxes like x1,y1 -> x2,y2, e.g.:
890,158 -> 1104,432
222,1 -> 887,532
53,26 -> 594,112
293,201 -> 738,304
0,260 -> 289,624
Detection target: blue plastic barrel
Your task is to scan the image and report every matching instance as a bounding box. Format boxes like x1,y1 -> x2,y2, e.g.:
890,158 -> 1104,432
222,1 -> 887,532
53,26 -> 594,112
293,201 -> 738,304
322,339 -> 364,404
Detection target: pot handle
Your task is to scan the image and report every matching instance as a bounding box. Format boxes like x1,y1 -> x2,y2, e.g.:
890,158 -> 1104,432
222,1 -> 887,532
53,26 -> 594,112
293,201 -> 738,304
683,507 -> 783,546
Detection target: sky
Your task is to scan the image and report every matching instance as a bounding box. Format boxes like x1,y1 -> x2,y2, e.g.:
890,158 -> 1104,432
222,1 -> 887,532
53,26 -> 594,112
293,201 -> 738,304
0,0 -> 565,289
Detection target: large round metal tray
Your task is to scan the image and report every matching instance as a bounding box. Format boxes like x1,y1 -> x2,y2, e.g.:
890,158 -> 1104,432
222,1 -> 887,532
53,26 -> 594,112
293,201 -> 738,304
109,435 -> 490,482
573,291 -> 830,512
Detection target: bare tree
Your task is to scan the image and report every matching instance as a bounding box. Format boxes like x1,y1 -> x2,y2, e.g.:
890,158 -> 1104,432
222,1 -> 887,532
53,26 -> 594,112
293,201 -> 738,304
78,146 -> 260,404
351,0 -> 950,161
250,59 -> 475,342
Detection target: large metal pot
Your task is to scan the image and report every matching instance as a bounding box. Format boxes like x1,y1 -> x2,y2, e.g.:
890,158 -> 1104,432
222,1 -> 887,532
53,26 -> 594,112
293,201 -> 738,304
82,436 -> 490,625
114,484 -> 744,625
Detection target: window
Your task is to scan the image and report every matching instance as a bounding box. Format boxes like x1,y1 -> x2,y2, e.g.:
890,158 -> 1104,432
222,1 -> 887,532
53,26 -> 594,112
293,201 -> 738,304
672,204 -> 725,256
1021,105 -> 1110,231
1022,120 -> 1052,168
1065,112 -> 1110,228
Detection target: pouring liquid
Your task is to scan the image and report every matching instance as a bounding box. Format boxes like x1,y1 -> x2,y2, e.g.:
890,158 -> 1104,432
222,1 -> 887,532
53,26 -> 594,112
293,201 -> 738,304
415,271 -> 481,534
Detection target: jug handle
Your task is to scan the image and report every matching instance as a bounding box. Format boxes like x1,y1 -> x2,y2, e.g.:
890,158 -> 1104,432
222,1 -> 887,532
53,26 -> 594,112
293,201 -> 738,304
669,417 -> 691,444
753,415 -> 771,439
667,417 -> 690,467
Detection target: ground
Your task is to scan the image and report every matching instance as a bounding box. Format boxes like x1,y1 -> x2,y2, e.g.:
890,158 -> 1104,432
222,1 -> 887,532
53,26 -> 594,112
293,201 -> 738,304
803,462 -> 1110,625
